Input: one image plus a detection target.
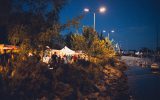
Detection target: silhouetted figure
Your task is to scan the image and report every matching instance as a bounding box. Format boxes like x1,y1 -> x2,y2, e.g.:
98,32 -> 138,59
61,58 -> 65,64
73,55 -> 77,62
1,50 -> 9,70
7,50 -> 14,77
63,55 -> 67,64
51,52 -> 58,70
51,52 -> 58,64
36,54 -> 41,62
66,55 -> 71,63
57,56 -> 61,64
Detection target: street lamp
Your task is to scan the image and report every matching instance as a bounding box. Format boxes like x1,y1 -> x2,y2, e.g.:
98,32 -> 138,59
99,7 -> 106,13
102,29 -> 114,40
102,30 -> 106,33
84,8 -> 89,12
108,30 -> 114,40
84,6 -> 106,31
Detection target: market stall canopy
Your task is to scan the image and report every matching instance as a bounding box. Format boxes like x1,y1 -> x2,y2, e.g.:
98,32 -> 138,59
0,44 -> 19,50
60,46 -> 75,55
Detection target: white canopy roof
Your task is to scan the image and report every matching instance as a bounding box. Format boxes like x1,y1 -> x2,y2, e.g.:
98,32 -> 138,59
60,46 -> 75,55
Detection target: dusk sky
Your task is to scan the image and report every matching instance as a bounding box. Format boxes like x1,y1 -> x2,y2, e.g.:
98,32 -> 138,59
60,0 -> 160,50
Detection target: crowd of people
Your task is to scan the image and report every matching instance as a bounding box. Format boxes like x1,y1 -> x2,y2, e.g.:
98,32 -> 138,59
0,49 -> 88,73
0,50 -> 17,79
50,52 -> 79,65
0,50 -> 14,69
47,52 -> 88,70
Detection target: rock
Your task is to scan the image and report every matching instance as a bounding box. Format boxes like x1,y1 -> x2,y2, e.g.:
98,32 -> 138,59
96,84 -> 106,92
104,66 -> 122,76
102,65 -> 129,99
87,92 -> 99,99
54,82 -> 73,98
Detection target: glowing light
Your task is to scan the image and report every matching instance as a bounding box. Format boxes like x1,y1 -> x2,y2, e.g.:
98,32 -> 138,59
99,7 -> 106,13
111,30 -> 115,33
103,30 -> 106,33
84,8 -> 89,12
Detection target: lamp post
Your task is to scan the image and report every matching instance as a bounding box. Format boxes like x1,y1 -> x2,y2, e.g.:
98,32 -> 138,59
108,30 -> 115,40
84,7 -> 106,31
102,30 -> 114,40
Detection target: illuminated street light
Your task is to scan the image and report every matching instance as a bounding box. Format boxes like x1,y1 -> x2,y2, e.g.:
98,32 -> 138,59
84,6 -> 106,31
99,7 -> 106,13
102,30 -> 106,33
111,30 -> 115,33
107,30 -> 115,40
84,8 -> 89,12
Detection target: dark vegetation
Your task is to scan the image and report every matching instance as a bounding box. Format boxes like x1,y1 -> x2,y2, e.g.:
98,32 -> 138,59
0,57 -> 128,100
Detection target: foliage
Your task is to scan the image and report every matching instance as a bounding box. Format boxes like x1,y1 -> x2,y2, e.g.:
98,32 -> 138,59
9,60 -> 54,100
64,32 -> 74,48
0,0 -> 68,25
0,0 -> 68,44
19,38 -> 33,55
0,58 -> 101,99
0,56 -> 128,100
71,34 -> 87,51
37,23 -> 64,50
71,27 -> 115,64
65,15 -> 84,33
8,25 -> 28,46
98,32 -> 105,40
8,25 -> 35,55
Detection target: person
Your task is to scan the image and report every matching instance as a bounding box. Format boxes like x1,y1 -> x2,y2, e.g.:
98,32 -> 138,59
66,55 -> 71,64
73,55 -> 78,62
1,50 -> 9,70
57,55 -> 61,64
36,53 -> 41,62
63,55 -> 67,64
61,57 -> 65,64
51,52 -> 58,65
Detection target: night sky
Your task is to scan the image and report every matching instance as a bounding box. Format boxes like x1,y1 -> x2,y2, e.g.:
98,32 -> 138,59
60,0 -> 160,50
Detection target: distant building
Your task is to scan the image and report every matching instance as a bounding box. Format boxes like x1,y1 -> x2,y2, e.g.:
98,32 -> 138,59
121,50 -> 136,56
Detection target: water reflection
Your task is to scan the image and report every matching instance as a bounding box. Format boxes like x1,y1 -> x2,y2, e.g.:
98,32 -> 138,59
152,71 -> 159,74
125,66 -> 160,100
151,70 -> 160,74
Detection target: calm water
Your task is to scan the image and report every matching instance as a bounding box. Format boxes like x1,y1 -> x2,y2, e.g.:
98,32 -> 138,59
125,66 -> 160,100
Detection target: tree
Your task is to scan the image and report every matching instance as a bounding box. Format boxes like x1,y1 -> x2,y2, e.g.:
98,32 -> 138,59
37,23 -> 64,50
8,25 -> 28,46
71,27 -> 115,64
47,0 -> 68,25
65,15 -> 84,33
104,37 -> 114,51
64,32 -> 74,48
20,38 -> 33,55
1,0 -> 68,44
71,34 -> 87,51
8,24 -> 35,55
12,0 -> 68,23
98,31 -> 105,40
82,27 -> 98,49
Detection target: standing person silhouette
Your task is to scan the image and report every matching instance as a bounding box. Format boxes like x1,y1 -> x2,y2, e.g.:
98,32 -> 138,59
51,52 -> 58,65
1,50 -> 9,71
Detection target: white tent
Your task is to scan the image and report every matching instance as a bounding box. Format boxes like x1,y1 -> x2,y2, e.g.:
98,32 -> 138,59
60,46 -> 75,55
